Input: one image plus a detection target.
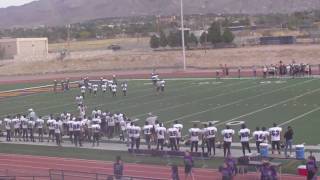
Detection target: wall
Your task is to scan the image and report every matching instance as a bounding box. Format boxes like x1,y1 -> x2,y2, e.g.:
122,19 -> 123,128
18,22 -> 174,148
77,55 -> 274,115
0,40 -> 17,59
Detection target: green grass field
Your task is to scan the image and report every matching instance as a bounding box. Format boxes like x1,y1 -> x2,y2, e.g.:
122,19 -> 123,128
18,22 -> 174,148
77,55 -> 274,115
1,78 -> 320,145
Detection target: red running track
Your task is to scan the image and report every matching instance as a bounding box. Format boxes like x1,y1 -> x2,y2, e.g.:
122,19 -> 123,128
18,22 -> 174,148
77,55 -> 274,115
0,153 -> 305,180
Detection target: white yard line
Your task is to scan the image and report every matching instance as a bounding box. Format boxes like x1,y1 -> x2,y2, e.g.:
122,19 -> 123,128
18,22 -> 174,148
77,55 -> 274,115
215,85 -> 320,127
132,81 -> 262,119
279,106 -> 320,127
165,79 -> 316,125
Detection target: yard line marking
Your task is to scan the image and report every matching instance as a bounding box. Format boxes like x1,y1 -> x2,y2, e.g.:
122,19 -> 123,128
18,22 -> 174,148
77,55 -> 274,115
279,107 -> 320,127
0,80 -> 193,117
132,81 -> 262,119
215,85 -> 320,127
166,79 -> 316,124
118,80 -> 248,113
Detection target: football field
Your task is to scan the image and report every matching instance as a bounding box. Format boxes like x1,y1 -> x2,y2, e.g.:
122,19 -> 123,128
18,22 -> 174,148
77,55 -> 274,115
1,77 -> 320,145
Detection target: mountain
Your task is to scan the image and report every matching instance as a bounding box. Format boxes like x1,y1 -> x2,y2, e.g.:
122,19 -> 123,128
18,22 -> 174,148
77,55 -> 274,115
0,0 -> 320,28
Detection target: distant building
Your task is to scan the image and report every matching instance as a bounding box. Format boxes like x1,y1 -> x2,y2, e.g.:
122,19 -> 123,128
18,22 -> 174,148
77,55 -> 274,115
0,38 -> 48,60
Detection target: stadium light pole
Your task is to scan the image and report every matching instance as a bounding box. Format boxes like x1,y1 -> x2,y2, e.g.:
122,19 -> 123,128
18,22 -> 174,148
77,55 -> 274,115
180,0 -> 187,71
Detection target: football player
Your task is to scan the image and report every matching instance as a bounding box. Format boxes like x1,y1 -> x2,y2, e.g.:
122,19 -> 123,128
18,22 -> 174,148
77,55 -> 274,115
221,125 -> 235,157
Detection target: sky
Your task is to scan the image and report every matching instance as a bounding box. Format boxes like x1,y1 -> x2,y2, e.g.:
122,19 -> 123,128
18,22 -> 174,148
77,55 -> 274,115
0,0 -> 36,8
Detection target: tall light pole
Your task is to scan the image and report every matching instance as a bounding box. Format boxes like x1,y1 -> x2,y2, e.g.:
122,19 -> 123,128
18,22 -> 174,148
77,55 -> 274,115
180,0 -> 187,70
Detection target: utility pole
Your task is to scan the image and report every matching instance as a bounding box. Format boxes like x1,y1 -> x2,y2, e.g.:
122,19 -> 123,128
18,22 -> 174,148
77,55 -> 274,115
180,0 -> 187,70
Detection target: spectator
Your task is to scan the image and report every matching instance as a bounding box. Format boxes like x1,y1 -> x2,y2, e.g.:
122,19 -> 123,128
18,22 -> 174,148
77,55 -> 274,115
225,154 -> 237,178
259,160 -> 278,180
113,156 -> 123,180
219,162 -> 233,180
284,126 -> 294,158
306,153 -> 318,180
171,165 -> 180,180
183,151 -> 194,180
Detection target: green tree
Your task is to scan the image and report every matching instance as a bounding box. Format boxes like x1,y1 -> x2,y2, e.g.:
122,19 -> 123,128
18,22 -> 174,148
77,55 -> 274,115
188,33 -> 198,45
199,32 -> 208,45
167,32 -> 180,47
159,31 -> 167,47
150,35 -> 160,49
222,28 -> 235,43
208,22 -> 222,44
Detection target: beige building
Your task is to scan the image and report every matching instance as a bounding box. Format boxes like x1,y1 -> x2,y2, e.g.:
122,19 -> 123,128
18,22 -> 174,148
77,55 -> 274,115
0,38 -> 48,60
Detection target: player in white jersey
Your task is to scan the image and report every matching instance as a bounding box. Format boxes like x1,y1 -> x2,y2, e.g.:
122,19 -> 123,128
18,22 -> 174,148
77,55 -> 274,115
269,123 -> 282,154
167,125 -> 179,151
75,95 -> 83,106
156,123 -> 166,151
36,116 -> 45,142
126,122 -> 134,148
119,117 -> 126,142
261,127 -> 270,144
101,83 -> 107,93
221,125 -> 235,157
12,116 -> 21,141
108,80 -> 113,91
132,123 -> 141,150
238,124 -> 251,156
173,120 -> 183,150
88,82 -> 93,94
92,121 -> 101,147
47,115 -> 56,142
143,121 -> 153,149
189,124 -> 201,153
21,116 -> 29,142
121,82 -> 127,96
253,127 -> 264,153
54,118 -> 62,146
4,116 -> 12,141
28,118 -> 36,142
73,118 -> 82,147
68,117 -> 75,144
107,114 -> 115,138
93,84 -> 98,95
111,84 -> 117,97
160,79 -> 165,93
80,85 -> 86,97
206,122 -> 218,156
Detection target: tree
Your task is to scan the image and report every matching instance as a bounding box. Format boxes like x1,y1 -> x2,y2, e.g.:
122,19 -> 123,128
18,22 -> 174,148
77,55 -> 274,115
167,32 -> 180,47
150,35 -> 160,49
188,33 -> 198,45
208,22 -> 222,44
159,31 -> 168,48
222,28 -> 235,43
199,32 -> 208,45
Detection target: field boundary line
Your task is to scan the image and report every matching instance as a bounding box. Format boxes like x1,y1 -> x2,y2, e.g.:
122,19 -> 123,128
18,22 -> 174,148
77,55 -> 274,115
168,79 -> 316,124
279,106 -> 320,126
216,84 -> 320,126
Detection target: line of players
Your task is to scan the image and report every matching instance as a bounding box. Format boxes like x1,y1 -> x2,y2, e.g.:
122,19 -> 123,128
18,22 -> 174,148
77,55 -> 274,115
126,119 -> 283,158
78,76 -> 128,98
1,110 -> 283,158
1,110 -> 129,147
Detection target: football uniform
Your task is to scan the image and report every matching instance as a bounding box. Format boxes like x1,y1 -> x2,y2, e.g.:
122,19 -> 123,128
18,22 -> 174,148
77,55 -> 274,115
189,128 -> 201,152
221,129 -> 235,157
133,126 -> 141,150
36,118 -> 45,142
54,120 -> 62,146
269,127 -> 282,153
93,84 -> 98,95
167,127 -> 179,151
101,84 -> 107,93
4,118 -> 12,141
21,117 -> 29,141
206,126 -> 217,155
143,124 -> 153,149
173,123 -> 183,148
238,128 -> 251,156
156,126 -> 166,150
28,120 -> 36,142
47,119 -> 56,142
92,124 -> 101,146
73,121 -> 82,146
253,130 -> 264,153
